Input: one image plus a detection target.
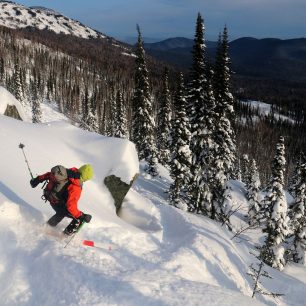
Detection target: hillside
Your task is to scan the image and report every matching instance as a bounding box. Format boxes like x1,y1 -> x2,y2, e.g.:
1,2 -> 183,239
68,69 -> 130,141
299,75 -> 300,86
0,0 -> 104,39
1,86 -> 306,306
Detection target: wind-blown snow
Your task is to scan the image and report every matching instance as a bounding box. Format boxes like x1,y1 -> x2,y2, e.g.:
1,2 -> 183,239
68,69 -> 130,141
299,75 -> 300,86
1,95 -> 306,305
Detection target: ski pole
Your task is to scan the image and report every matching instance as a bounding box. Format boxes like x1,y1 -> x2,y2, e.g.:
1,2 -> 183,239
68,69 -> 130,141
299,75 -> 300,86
19,143 -> 34,179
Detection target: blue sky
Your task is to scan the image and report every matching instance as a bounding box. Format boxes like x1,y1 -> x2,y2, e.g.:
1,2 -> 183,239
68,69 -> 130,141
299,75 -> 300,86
16,0 -> 306,41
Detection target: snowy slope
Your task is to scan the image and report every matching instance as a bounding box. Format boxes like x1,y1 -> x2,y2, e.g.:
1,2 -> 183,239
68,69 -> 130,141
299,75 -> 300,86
240,100 -> 295,124
0,1 -> 104,39
1,102 -> 306,305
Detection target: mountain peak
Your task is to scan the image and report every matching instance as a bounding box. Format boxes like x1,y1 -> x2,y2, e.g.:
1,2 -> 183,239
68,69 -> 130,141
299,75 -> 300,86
29,6 -> 61,16
0,1 -> 106,39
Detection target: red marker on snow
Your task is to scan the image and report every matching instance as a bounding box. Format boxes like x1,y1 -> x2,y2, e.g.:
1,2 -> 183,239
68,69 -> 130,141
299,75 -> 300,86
83,240 -> 94,247
83,240 -> 113,251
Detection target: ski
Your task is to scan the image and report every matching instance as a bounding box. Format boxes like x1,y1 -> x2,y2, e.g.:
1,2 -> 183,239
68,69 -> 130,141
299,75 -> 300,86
64,221 -> 86,248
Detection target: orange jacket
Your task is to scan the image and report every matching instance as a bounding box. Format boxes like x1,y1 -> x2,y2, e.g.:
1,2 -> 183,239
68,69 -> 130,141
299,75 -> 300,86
38,167 -> 82,218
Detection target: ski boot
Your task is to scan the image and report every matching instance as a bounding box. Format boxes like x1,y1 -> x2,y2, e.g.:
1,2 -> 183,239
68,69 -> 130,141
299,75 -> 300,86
63,218 -> 82,236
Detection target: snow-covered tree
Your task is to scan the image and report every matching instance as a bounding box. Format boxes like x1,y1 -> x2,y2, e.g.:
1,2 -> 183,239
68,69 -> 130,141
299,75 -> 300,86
213,27 -> 236,178
169,73 -> 192,208
233,158 -> 242,182
241,154 -> 251,187
12,59 -> 23,103
247,159 -> 262,224
206,26 -> 236,224
131,25 -> 158,176
88,87 -> 100,133
106,91 -> 116,137
0,57 -> 5,84
31,75 -> 42,123
289,156 -> 306,263
157,67 -> 172,166
80,86 -> 90,130
288,153 -> 306,198
80,86 -> 99,132
114,90 -> 128,138
86,110 -> 99,133
187,13 -> 217,217
260,136 -> 289,270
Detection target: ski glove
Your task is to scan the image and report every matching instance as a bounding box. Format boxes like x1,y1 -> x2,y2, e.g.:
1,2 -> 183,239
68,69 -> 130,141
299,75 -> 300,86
30,177 -> 40,188
79,213 -> 92,223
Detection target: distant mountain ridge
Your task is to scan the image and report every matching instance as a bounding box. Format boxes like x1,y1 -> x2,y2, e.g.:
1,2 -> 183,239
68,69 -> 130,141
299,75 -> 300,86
230,37 -> 306,79
144,36 -> 306,80
144,37 -> 217,51
0,0 -> 106,39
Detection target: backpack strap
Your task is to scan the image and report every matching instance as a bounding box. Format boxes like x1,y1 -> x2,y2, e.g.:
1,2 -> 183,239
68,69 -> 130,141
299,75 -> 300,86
66,169 -> 81,180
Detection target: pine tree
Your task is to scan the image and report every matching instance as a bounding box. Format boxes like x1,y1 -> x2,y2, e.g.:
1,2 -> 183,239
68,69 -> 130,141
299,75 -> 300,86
12,58 -> 23,103
260,136 -> 289,270
31,75 -> 42,123
87,90 -> 99,133
288,153 -> 306,197
106,91 -> 116,137
247,159 -> 262,224
208,26 -> 236,224
241,154 -> 251,187
290,156 -> 306,263
169,73 -> 192,208
213,27 -> 236,178
157,67 -> 172,166
81,87 -> 99,133
114,90 -> 128,138
233,158 -> 242,181
80,86 -> 90,131
131,25 -> 158,176
0,57 -> 4,84
86,110 -> 99,133
187,13 -> 217,217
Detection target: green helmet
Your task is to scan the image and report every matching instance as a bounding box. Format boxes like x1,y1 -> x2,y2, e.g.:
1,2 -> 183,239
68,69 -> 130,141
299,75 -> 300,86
79,164 -> 94,182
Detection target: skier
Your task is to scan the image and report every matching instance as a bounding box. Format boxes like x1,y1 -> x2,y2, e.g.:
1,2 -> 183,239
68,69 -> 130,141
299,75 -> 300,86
30,164 -> 93,235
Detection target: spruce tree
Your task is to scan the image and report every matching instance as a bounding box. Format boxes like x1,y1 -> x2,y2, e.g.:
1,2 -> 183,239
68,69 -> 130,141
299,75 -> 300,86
88,86 -> 99,133
241,154 -> 251,187
290,155 -> 306,263
260,136 -> 289,270
288,153 -> 306,197
81,87 -> 99,133
12,59 -> 23,103
86,110 -> 99,133
247,159 -> 262,224
114,90 -> 128,138
0,57 -> 4,84
157,67 -> 172,166
169,73 -> 192,208
106,91 -> 116,137
187,13 -> 217,217
213,27 -> 236,178
208,26 -> 236,224
31,75 -> 42,123
80,86 -> 94,131
131,25 -> 158,176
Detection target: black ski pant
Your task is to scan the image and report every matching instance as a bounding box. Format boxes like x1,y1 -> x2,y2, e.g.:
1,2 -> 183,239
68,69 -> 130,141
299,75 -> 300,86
47,202 -> 72,226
